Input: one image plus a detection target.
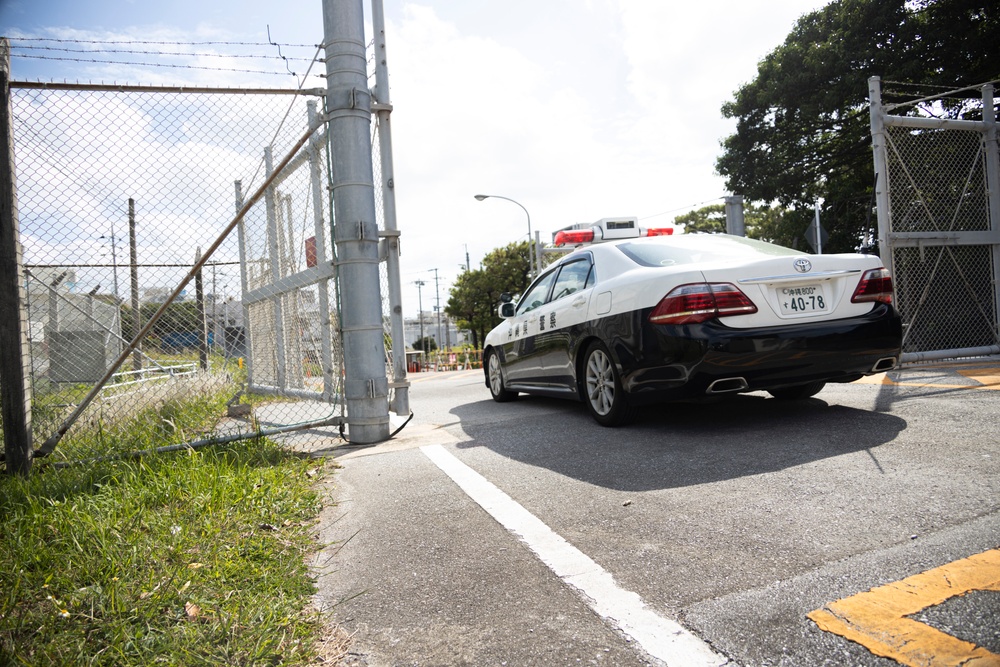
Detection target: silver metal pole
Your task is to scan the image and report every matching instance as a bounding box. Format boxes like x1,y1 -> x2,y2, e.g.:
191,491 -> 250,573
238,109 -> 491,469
322,0 -> 390,443
814,202 -> 823,254
981,83 -> 1000,344
724,195 -> 745,236
371,0 -> 410,416
868,76 -> 894,277
263,146 -> 287,389
307,101 -> 336,403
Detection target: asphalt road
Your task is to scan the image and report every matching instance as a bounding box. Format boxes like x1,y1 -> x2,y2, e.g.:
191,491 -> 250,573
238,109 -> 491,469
313,362 -> 1000,666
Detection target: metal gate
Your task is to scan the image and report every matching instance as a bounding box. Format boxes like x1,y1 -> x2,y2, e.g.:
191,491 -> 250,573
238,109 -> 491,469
869,77 -> 1000,362
8,83 -> 351,460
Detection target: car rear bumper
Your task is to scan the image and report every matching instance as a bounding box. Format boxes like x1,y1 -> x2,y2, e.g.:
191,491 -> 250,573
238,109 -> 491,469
615,304 -> 902,404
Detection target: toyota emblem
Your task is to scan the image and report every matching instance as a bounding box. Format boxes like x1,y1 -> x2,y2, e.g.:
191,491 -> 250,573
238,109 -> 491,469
793,258 -> 812,273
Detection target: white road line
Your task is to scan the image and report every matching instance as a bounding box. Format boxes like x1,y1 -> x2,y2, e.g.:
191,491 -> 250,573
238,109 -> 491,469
421,444 -> 726,667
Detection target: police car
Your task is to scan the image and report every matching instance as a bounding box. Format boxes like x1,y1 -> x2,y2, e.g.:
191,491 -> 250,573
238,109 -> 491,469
482,218 -> 902,426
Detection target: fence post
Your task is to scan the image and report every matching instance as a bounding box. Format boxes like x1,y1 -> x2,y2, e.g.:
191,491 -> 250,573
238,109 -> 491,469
982,84 -> 1000,337
322,0 -> 391,443
868,76 -> 893,277
263,147 -> 287,389
306,101 -> 336,402
0,39 -> 33,475
235,181 -> 254,384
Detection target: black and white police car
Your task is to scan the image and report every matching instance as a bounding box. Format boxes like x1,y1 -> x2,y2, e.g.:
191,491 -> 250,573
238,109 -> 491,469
482,217 -> 903,426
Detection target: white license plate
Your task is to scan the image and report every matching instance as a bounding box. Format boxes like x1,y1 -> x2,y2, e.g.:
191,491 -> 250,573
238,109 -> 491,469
778,285 -> 827,315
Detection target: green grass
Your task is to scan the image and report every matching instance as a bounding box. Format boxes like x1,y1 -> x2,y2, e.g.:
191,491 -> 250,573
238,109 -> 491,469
0,388 -> 338,666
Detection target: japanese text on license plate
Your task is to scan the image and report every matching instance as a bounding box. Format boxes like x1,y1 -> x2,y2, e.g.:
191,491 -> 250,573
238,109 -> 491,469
779,285 -> 827,315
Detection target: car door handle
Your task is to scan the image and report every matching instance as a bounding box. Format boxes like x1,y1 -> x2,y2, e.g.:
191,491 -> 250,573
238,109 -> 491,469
571,297 -> 587,308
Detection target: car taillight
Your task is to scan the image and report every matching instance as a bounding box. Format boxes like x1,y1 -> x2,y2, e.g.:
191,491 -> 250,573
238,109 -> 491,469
648,283 -> 757,325
851,268 -> 893,304
553,229 -> 595,246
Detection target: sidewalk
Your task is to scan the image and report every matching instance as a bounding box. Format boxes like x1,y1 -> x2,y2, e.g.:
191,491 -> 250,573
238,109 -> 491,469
310,423 -> 660,666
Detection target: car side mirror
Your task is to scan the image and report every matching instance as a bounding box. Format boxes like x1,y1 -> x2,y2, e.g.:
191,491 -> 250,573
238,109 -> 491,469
498,302 -> 515,318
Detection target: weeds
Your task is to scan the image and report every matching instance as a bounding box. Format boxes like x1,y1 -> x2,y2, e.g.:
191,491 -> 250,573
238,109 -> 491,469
0,387 -> 335,666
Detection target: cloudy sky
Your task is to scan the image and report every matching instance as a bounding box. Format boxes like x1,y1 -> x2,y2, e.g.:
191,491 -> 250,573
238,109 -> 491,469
1,0 -> 830,317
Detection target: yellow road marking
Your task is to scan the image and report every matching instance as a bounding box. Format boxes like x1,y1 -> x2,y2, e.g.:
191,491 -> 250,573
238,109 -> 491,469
808,548 -> 1000,666
958,368 -> 1000,389
855,368 -> 1000,390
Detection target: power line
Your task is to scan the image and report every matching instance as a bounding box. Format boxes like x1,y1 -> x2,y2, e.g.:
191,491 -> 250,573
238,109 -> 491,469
638,197 -> 725,222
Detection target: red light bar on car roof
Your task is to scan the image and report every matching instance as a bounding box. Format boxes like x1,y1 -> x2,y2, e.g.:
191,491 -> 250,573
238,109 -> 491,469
553,229 -> 595,246
553,226 -> 674,247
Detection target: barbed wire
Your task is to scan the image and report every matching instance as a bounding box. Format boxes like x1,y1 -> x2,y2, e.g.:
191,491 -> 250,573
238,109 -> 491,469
13,44 -> 317,62
11,53 -> 312,76
8,36 -> 317,48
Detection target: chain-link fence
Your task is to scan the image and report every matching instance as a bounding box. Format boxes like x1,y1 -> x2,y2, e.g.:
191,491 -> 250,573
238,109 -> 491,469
8,83 -> 353,462
870,78 -> 1000,361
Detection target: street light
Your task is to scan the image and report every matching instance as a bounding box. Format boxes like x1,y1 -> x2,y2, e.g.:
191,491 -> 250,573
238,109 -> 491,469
414,280 -> 426,353
474,194 -> 535,276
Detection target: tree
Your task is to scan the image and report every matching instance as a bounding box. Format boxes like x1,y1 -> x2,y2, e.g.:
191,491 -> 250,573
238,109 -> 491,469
716,0 -> 999,252
413,336 -> 437,353
674,205 -> 728,234
674,204 -> 807,249
445,241 -> 531,348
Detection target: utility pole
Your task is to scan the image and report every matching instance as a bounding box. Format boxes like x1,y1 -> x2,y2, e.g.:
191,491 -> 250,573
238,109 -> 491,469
195,247 -> 208,371
128,198 -> 141,371
432,268 -> 441,350
322,0 -> 390,443
414,280 -> 425,352
102,229 -> 120,301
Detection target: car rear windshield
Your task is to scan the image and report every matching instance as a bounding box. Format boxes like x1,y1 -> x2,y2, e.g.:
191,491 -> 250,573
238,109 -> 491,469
617,235 -> 799,268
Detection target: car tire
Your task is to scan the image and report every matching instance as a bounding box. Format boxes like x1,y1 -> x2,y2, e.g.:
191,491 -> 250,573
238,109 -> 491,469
487,350 -> 518,402
767,381 -> 826,400
582,341 -> 635,427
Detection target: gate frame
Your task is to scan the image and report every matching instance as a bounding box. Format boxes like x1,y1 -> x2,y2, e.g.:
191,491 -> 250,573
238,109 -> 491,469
868,76 -> 1000,363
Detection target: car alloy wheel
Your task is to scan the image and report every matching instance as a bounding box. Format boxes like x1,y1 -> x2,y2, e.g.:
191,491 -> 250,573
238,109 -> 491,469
487,350 -> 518,402
582,341 -> 635,426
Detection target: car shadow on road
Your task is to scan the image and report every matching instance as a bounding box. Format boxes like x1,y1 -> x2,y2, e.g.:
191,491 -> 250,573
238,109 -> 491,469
450,394 -> 907,492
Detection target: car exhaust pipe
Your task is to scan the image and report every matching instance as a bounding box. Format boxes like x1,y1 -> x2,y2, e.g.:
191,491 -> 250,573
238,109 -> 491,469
871,357 -> 897,373
706,377 -> 749,394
